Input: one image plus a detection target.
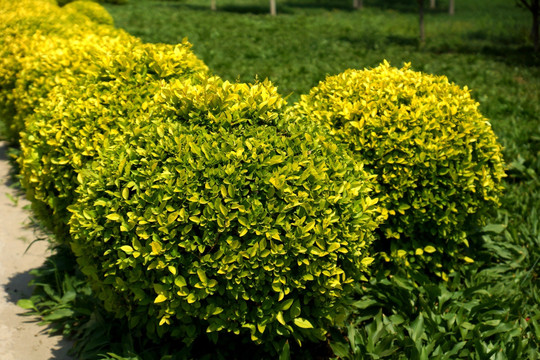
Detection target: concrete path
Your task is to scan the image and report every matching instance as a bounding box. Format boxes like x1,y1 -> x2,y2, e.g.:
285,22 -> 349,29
0,141 -> 72,360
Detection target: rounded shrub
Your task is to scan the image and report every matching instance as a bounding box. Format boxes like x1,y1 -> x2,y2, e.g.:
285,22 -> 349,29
68,78 -> 385,351
19,39 -> 208,243
63,1 -> 114,25
291,62 -> 506,274
0,0 -> 123,143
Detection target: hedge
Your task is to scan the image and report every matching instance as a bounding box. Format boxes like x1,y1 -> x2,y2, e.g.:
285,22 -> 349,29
0,0 -> 506,353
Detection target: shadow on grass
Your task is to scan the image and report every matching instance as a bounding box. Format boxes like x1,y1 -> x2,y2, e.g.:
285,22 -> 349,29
155,0 -> 357,15
427,36 -> 540,68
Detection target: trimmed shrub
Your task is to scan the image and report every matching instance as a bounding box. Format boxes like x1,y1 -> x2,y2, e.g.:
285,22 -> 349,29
63,0 -> 114,25
68,78 -> 385,350
0,0 -> 207,242
291,62 -> 506,276
0,0 -> 121,143
18,39 -> 208,242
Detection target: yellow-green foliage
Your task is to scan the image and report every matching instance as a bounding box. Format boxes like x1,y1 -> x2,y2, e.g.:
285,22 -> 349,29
0,0 -> 507,352
0,0 -> 122,142
19,39 -> 207,243
0,0 -> 207,241
63,1 -> 114,25
292,62 -> 506,274
68,79 -> 384,345
58,0 -> 128,5
159,75 -> 288,130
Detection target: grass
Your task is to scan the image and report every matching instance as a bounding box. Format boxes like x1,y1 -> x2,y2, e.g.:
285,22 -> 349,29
16,0 -> 540,358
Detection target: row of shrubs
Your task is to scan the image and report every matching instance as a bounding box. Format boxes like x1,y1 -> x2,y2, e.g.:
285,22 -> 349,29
0,0 -> 506,355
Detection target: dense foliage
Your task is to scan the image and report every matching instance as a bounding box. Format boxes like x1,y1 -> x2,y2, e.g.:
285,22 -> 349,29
291,62 -> 506,277
0,0 -> 207,241
63,0 -> 115,25
69,118 -> 383,348
2,0 -> 383,353
2,0 -> 538,359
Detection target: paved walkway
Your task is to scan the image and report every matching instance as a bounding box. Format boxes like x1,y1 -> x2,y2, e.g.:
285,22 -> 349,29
0,141 -> 72,360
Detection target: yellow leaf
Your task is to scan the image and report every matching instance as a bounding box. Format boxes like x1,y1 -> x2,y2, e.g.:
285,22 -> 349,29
197,269 -> 207,283
150,241 -> 162,255
154,294 -> 167,303
424,245 -> 436,253
361,257 -> 374,266
293,318 -> 314,329
276,311 -> 286,326
106,213 -> 121,222
120,245 -> 133,254
159,316 -> 170,326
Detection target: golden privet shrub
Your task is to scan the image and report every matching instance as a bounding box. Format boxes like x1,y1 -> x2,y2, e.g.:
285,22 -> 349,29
68,78 -> 385,350
63,1 -> 114,25
0,0 -> 121,143
19,38 -> 208,243
0,0 -> 208,242
291,62 -> 506,273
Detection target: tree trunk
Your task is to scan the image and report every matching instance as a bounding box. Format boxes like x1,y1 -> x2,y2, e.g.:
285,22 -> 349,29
533,0 -> 539,51
449,0 -> 455,15
210,0 -> 216,11
430,0 -> 435,9
353,0 -> 363,10
270,0 -> 276,15
419,0 -> 425,44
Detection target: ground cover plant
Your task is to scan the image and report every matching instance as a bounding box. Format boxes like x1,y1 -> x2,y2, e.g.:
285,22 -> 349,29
1,0 -> 539,359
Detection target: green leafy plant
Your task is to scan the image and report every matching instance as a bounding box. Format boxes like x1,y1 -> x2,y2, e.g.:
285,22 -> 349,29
4,0 -> 538,359
291,62 -> 506,278
68,79 -> 384,351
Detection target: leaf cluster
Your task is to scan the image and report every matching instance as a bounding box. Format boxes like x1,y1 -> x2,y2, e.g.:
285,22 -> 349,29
68,90 -> 383,348
291,61 -> 506,277
1,0 -> 521,358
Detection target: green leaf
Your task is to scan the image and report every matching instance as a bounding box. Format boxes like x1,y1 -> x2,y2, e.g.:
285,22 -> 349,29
174,276 -> 187,287
279,341 -> 290,360
238,217 -> 249,227
281,298 -> 294,311
410,313 -> 424,343
482,223 -> 506,234
289,300 -> 301,318
43,308 -> 75,321
17,299 -> 35,310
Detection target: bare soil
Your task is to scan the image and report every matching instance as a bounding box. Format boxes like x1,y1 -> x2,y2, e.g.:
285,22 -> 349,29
0,141 -> 72,360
